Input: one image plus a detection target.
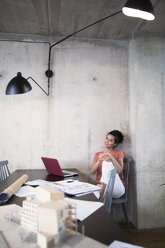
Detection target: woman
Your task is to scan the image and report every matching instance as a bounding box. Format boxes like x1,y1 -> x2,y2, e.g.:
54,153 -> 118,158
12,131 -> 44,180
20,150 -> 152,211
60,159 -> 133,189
90,130 -> 125,200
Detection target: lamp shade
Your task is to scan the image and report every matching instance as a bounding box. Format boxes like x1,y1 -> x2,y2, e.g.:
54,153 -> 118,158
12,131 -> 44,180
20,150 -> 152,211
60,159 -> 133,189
122,0 -> 155,21
6,72 -> 32,95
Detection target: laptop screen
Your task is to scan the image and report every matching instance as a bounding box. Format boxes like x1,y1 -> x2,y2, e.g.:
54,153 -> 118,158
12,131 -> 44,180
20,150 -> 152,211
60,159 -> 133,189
41,157 -> 64,177
41,157 -> 78,177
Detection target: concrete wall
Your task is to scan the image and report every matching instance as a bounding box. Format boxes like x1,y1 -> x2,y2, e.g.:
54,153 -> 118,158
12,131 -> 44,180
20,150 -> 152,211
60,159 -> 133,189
1,34 -> 164,229
0,38 -> 129,175
129,34 -> 165,229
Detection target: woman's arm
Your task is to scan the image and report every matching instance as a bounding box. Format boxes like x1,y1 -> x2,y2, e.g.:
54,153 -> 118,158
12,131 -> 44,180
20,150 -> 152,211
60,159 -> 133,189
90,153 -> 103,174
90,159 -> 101,174
99,183 -> 106,201
101,153 -> 124,174
90,151 -> 124,174
110,155 -> 124,174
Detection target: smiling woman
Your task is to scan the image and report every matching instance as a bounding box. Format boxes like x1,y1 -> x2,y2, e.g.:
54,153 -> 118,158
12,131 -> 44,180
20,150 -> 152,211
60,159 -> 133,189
90,130 -> 125,200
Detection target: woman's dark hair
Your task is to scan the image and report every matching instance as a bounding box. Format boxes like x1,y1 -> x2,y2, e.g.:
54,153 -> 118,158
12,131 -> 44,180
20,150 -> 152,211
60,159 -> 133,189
107,130 -> 124,145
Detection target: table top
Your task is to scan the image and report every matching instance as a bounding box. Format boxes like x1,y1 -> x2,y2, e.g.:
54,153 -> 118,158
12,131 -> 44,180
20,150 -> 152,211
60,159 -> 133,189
0,169 -> 131,246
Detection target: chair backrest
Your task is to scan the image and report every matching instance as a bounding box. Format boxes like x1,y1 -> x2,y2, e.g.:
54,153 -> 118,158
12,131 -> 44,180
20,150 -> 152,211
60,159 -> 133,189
0,160 -> 10,182
102,167 -> 117,213
123,157 -> 132,199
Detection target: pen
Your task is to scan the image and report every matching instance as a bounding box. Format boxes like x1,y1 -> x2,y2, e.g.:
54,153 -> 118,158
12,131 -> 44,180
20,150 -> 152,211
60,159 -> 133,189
67,180 -> 74,183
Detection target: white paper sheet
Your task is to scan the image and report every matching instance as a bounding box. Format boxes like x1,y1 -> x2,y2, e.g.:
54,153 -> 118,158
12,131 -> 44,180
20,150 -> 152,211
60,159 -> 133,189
25,179 -> 54,186
14,186 -> 36,197
65,198 -> 104,221
75,191 -> 98,197
109,241 -> 144,248
93,190 -> 100,199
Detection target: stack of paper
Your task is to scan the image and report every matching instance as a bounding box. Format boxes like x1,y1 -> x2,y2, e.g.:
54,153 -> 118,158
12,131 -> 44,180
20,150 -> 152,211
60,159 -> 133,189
54,179 -> 101,196
25,179 -> 101,196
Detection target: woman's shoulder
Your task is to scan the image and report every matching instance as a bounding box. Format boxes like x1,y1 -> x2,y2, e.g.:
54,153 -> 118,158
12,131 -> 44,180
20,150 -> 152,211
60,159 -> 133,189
113,149 -> 124,158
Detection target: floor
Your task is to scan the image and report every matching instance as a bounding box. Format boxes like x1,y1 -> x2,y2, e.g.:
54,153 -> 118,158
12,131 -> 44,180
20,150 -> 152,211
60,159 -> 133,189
119,223 -> 165,248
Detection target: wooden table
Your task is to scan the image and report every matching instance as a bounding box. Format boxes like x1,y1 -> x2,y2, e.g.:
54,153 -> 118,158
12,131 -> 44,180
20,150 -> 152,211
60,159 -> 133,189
0,169 -> 131,246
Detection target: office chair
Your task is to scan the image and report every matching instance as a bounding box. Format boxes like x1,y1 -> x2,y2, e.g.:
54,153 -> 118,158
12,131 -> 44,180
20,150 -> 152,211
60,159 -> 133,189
102,167 -> 117,214
0,160 -> 10,182
111,157 -> 132,232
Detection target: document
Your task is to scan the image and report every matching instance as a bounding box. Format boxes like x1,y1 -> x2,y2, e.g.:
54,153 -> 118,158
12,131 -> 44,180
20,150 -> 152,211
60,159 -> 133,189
26,179 -> 102,196
65,198 -> 104,221
54,179 -> 102,195
14,186 -> 36,198
25,179 -> 54,186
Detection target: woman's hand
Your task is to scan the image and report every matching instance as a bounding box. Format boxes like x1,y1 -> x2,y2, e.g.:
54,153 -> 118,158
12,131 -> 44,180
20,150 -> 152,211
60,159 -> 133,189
98,152 -> 112,162
90,151 -> 123,175
90,152 -> 110,174
98,153 -> 104,161
100,152 -> 124,174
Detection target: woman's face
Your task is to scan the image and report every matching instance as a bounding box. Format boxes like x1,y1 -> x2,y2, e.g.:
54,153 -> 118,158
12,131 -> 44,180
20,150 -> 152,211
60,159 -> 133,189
104,134 -> 116,149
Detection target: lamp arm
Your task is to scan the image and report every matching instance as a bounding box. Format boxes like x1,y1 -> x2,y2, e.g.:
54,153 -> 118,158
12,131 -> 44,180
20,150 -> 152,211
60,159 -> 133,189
45,10 -> 122,94
27,76 -> 49,96
50,10 -> 122,50
47,10 -> 122,75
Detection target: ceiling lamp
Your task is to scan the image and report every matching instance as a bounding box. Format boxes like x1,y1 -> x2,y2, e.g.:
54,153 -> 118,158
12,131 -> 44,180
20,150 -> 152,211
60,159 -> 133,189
122,0 -> 155,21
5,0 -> 155,96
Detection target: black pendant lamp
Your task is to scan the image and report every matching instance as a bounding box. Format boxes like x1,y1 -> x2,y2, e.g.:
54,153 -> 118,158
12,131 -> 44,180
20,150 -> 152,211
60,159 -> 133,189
122,0 -> 155,20
6,72 -> 32,95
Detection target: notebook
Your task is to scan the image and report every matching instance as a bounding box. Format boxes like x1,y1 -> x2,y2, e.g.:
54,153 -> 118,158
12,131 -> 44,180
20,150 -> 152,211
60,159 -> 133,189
41,157 -> 78,177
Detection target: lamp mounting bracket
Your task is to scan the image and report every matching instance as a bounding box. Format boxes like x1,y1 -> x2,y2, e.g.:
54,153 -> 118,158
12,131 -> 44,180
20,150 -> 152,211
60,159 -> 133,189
45,69 -> 53,78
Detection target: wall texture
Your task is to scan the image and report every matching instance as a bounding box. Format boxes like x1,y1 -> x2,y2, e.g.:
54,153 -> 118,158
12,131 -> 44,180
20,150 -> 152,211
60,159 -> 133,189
0,38 -> 129,174
2,35 -> 164,229
129,34 -> 165,228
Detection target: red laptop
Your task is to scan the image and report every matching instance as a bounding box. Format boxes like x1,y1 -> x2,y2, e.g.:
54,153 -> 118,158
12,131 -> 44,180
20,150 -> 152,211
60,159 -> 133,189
41,157 -> 78,177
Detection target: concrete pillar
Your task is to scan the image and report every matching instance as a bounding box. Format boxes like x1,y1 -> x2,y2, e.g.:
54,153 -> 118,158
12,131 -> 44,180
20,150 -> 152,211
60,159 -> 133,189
129,34 -> 165,228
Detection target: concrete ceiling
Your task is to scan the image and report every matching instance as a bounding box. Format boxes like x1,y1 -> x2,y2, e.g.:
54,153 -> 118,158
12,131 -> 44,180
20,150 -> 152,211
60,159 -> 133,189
0,0 -> 164,41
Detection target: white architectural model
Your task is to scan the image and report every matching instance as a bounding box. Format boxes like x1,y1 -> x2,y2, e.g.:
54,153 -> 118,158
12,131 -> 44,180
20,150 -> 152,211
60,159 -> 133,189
21,186 -> 77,248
